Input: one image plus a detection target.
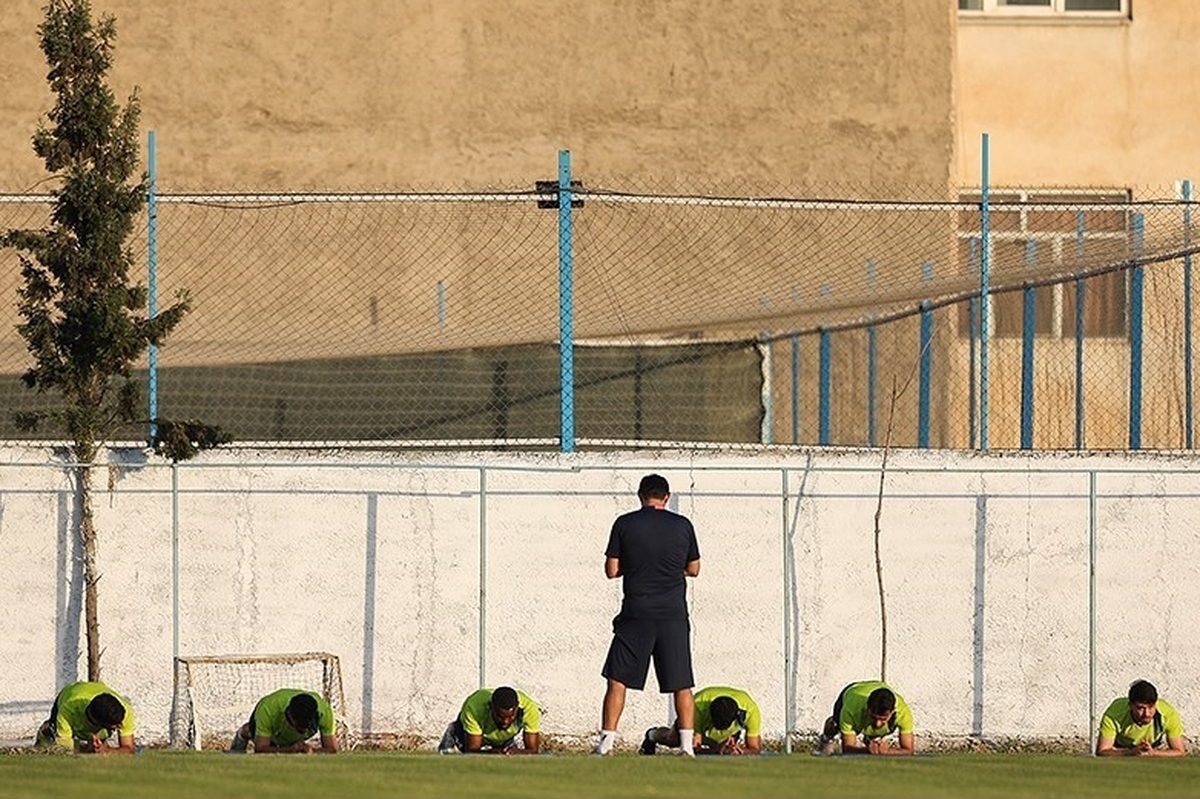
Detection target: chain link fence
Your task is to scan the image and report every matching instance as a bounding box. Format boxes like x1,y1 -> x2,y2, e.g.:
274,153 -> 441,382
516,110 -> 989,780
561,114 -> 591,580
1,175 -> 1196,449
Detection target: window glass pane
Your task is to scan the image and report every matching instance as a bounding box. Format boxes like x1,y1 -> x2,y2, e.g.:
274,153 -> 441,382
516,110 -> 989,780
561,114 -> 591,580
993,290 -> 1025,338
999,0 -> 1051,6
1064,0 -> 1121,10
1063,267 -> 1126,338
959,0 -> 983,9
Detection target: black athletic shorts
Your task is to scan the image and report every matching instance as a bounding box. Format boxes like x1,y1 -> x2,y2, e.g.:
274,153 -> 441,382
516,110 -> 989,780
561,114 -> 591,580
601,615 -> 694,692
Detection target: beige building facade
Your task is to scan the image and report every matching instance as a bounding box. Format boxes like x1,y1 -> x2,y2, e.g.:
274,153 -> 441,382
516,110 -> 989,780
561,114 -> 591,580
1,1 -> 954,193
1,2 -> 1196,449
949,0 -> 1199,449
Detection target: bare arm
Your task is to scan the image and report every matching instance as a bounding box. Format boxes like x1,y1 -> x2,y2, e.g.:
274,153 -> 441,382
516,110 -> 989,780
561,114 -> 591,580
518,730 -> 541,754
868,732 -> 914,756
684,558 -> 700,577
318,733 -> 340,754
82,732 -> 136,755
1101,735 -> 1189,757
1160,735 -> 1188,757
840,732 -> 869,755
605,556 -> 622,579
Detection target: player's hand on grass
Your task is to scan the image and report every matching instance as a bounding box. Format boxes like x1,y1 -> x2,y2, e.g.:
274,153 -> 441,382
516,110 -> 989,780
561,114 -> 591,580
719,738 -> 744,756
867,739 -> 890,755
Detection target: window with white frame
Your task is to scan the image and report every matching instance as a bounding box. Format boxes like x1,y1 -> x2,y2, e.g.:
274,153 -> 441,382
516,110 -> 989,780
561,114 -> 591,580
957,190 -> 1132,340
958,0 -> 1127,16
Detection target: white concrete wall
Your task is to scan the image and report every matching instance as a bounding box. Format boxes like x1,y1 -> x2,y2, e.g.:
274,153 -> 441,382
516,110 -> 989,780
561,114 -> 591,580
1,445 -> 1197,748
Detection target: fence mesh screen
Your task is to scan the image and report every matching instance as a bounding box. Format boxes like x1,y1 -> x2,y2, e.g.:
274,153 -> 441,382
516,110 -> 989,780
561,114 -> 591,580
1,180 -> 1197,448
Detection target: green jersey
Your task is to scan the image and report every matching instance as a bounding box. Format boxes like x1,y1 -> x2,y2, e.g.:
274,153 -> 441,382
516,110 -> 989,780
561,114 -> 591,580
837,681 -> 913,739
459,688 -> 541,748
694,686 -> 761,745
1099,697 -> 1184,748
41,681 -> 135,748
252,689 -> 336,747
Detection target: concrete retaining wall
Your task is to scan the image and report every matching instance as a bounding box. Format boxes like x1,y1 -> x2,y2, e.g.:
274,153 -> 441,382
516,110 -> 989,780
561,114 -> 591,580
1,445 -> 1196,748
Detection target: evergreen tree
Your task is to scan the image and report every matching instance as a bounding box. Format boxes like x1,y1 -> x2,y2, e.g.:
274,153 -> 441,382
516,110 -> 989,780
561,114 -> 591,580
3,0 -> 228,680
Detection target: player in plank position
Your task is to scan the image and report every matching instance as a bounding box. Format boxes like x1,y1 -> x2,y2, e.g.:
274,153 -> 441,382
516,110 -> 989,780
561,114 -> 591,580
229,687 -> 339,754
36,681 -> 137,754
816,680 -> 915,756
438,686 -> 542,754
1096,679 -> 1187,757
640,685 -> 762,755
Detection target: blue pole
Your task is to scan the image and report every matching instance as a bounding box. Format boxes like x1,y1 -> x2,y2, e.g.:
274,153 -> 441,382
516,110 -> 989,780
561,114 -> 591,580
1075,277 -> 1086,450
1129,213 -> 1145,449
979,133 -> 991,450
1021,241 -> 1037,450
968,296 -> 978,449
790,334 -> 800,444
819,330 -> 831,445
147,130 -> 159,444
557,150 -> 575,452
1184,180 -> 1194,449
1075,211 -> 1086,450
867,323 -> 877,447
918,302 -> 932,448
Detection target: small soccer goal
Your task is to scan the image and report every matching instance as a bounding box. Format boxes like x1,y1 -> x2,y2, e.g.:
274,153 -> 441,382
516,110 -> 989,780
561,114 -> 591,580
170,651 -> 351,750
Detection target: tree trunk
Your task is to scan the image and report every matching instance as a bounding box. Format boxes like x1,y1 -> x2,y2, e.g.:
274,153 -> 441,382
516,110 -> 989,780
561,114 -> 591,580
78,462 -> 101,681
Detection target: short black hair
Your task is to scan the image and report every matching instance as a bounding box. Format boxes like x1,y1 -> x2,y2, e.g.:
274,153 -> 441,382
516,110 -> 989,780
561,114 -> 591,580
638,474 -> 670,501
1128,680 -> 1158,705
287,693 -> 319,728
492,686 -> 519,711
866,687 -> 896,716
87,694 -> 126,728
709,695 -> 739,729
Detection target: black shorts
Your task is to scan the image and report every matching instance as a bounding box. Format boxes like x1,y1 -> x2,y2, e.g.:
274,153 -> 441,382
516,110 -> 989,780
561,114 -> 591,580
601,615 -> 694,692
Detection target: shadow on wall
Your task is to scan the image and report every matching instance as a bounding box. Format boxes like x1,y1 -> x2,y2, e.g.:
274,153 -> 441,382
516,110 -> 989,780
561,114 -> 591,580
0,699 -> 50,742
55,489 -> 82,689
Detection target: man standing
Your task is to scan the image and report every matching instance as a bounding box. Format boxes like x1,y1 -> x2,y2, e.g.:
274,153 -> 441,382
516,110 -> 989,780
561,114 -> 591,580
1096,679 -> 1187,757
437,686 -> 542,754
595,473 -> 701,756
229,688 -> 339,754
817,680 -> 915,756
640,685 -> 762,756
36,681 -> 136,754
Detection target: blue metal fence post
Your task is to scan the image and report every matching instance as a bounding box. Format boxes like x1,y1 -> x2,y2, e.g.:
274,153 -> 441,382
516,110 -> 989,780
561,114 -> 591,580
1021,240 -> 1037,450
147,130 -> 159,445
557,150 -> 576,452
819,330 -> 831,445
1075,211 -> 1086,450
1129,213 -> 1145,449
979,133 -> 991,450
918,302 -> 932,448
1075,277 -> 1086,449
1183,180 -> 1194,448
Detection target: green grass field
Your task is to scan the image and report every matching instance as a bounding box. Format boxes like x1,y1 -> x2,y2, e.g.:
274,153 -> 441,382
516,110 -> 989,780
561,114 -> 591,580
4,751 -> 1200,799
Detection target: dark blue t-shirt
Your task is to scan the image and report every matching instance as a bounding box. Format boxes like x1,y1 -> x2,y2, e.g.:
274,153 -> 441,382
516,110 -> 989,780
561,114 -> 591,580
605,506 -> 700,619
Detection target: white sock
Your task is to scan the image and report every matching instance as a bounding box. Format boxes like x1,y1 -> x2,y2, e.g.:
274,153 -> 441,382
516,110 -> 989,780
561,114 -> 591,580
678,728 -> 694,755
596,730 -> 617,754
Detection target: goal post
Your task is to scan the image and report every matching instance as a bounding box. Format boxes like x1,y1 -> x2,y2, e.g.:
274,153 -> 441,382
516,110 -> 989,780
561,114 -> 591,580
170,651 -> 351,750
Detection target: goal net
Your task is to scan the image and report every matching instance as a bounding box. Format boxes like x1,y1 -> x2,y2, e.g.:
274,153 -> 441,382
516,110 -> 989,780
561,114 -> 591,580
171,652 -> 351,750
